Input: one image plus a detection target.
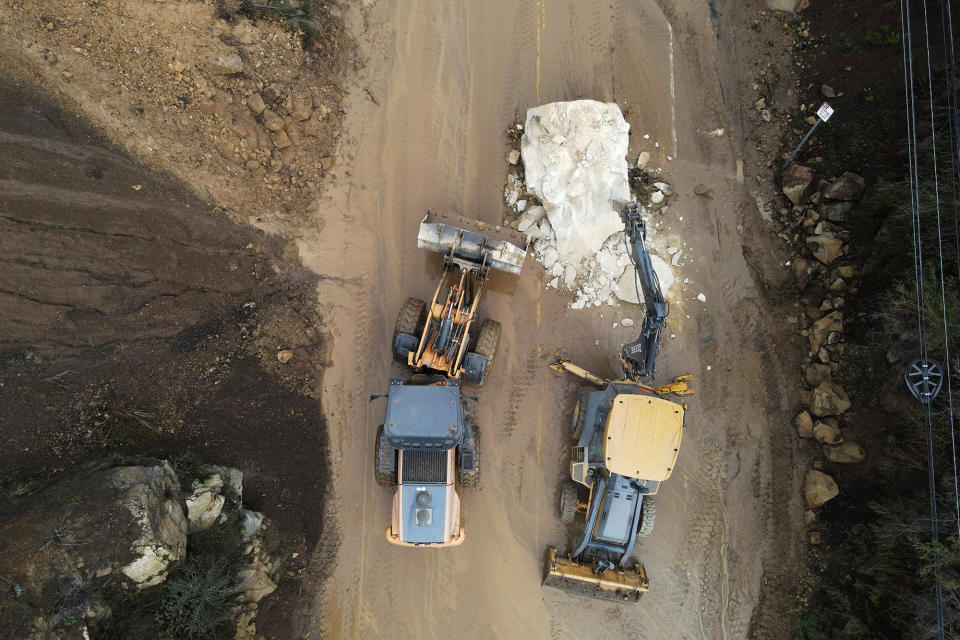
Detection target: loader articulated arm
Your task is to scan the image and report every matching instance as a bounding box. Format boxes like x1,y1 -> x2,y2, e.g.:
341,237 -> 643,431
619,203 -> 668,380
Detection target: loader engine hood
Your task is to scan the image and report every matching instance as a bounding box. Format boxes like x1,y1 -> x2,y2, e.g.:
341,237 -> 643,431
383,379 -> 463,448
603,393 -> 684,481
398,484 -> 451,544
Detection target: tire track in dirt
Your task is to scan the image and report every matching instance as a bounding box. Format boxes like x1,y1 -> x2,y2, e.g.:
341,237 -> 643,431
307,1 -> 803,638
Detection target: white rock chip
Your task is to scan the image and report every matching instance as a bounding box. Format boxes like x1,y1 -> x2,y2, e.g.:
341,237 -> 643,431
119,462 -> 187,588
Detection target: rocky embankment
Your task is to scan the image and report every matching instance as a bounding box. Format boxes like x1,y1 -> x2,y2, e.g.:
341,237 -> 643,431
0,461 -> 282,639
778,165 -> 869,527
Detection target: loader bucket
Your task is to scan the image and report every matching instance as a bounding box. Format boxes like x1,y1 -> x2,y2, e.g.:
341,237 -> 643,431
418,211 -> 528,275
543,547 -> 648,604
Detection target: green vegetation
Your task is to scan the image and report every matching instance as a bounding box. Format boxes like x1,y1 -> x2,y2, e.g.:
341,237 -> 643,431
155,552 -> 240,640
864,25 -> 903,47
791,11 -> 960,633
794,114 -> 960,640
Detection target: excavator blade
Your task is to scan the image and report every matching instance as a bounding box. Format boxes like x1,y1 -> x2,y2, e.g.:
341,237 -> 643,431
543,547 -> 648,604
418,211 -> 528,274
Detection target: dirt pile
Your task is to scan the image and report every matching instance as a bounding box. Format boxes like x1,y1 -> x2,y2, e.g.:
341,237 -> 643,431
0,0 -> 349,221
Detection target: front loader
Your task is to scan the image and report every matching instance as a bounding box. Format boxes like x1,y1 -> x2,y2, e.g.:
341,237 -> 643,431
374,212 -> 527,548
392,211 -> 528,386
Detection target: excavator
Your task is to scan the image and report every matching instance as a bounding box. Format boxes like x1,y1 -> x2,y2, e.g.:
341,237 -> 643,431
543,202 -> 692,602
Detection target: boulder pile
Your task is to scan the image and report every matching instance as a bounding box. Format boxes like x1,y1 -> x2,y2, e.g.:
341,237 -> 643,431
501,103 -> 679,309
0,460 -> 281,639
780,165 -> 868,512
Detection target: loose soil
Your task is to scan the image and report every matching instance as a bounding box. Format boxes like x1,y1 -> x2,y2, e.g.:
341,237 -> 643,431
0,0 -> 821,638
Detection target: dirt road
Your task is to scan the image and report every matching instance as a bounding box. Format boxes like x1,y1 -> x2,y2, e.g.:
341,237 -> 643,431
299,1 -> 804,639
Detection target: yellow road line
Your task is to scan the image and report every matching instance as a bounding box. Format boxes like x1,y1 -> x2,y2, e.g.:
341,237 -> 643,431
537,412 -> 543,465
535,0 -> 544,102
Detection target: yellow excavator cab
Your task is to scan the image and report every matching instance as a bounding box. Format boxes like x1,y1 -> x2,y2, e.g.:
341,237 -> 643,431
603,394 -> 683,481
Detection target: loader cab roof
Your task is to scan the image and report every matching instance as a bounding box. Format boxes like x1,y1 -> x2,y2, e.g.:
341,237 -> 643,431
383,377 -> 462,449
603,393 -> 684,481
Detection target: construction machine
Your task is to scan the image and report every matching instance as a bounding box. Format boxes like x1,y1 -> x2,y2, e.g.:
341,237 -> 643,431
373,375 -> 477,547
543,358 -> 691,601
543,201 -> 692,602
375,213 -> 527,547
392,212 -> 528,386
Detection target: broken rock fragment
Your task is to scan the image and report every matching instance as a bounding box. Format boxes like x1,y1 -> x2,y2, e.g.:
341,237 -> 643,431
209,54 -> 244,75
823,441 -> 866,463
794,410 -> 814,438
804,469 -> 840,508
809,381 -> 851,417
822,172 -> 865,201
806,232 -> 844,265
781,163 -> 816,205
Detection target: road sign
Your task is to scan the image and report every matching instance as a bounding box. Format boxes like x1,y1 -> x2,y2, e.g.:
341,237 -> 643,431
817,102 -> 834,122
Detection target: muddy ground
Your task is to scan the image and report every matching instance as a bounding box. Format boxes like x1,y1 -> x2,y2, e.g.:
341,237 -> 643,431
0,0 -> 817,638
308,1 -> 807,639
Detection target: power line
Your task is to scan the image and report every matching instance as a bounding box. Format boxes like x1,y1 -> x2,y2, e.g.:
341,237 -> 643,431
941,0 -> 960,283
901,0 -> 945,636
934,0 -> 960,540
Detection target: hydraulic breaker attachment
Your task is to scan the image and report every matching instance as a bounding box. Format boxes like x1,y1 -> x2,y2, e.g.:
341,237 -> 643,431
543,547 -> 649,604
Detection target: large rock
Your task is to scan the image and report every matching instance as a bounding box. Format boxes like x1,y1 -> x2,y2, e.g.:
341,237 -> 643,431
115,462 -> 188,587
782,163 -> 816,205
809,381 -> 852,417
791,257 -> 820,290
823,172 -> 865,201
824,441 -> 866,463
186,474 -> 226,533
0,460 -> 188,632
235,510 -> 278,604
813,420 -> 843,445
794,411 -> 814,438
806,232 -> 844,265
809,310 -> 843,352
805,362 -> 832,387
823,201 -> 852,222
805,469 -> 840,507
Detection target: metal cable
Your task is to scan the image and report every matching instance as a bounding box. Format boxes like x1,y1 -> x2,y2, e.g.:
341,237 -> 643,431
934,0 -> 960,540
903,0 -> 945,635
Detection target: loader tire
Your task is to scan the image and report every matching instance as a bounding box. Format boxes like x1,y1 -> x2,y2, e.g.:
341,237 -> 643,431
458,426 -> 480,488
474,319 -> 501,361
571,393 -> 588,439
559,482 -> 579,523
637,498 -> 656,537
375,425 -> 396,487
393,297 -> 426,343
466,319 -> 501,386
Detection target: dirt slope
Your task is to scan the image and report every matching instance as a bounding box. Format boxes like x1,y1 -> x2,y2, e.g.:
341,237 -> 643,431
302,1 -> 804,639
0,78 -> 332,639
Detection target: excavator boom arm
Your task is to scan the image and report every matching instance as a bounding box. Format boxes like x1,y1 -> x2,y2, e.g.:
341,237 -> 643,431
619,203 -> 668,379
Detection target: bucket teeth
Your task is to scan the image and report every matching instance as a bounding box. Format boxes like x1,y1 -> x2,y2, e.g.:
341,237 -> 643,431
543,547 -> 648,604
417,211 -> 528,274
